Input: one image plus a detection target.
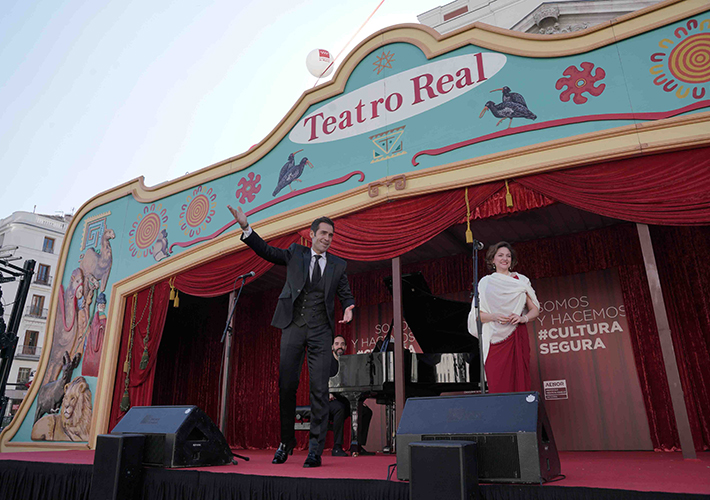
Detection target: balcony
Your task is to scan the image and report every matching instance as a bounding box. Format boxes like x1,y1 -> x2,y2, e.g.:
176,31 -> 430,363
25,306 -> 48,319
15,344 -> 42,361
34,276 -> 53,287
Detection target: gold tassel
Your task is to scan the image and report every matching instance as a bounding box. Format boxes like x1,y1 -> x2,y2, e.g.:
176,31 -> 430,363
505,179 -> 514,208
464,187 -> 473,244
173,290 -> 180,308
169,277 -> 176,300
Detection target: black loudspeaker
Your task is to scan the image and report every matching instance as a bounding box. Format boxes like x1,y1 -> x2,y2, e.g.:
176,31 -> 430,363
111,405 -> 233,468
409,441 -> 478,500
89,433 -> 145,500
396,392 -> 560,483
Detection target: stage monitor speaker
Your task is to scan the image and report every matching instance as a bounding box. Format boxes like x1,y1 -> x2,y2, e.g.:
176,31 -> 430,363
409,441 -> 478,500
111,405 -> 233,468
89,433 -> 145,500
396,392 -> 560,483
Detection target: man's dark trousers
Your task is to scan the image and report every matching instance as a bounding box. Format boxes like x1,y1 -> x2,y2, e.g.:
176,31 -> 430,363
280,272 -> 332,454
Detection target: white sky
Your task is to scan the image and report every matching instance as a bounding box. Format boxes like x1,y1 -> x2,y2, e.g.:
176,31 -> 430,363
0,0 -> 441,218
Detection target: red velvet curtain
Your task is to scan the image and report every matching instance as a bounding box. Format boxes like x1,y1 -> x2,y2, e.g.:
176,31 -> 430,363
108,281 -> 171,430
517,147 -> 710,225
298,183 -> 504,261
173,234 -> 299,297
150,294 -> 230,429
650,225 -> 710,450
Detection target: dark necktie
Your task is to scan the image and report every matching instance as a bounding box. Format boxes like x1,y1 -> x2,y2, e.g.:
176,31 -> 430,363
311,255 -> 322,284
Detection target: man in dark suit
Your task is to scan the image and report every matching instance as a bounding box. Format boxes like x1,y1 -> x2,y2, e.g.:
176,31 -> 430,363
228,205 -> 355,468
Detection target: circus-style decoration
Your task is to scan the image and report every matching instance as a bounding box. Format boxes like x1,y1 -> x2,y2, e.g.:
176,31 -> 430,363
479,88 -> 537,128
649,19 -> 709,99
235,172 -> 262,204
373,49 -> 395,75
370,126 -> 406,163
555,62 -> 606,104
78,211 -> 110,261
273,150 -> 313,196
128,204 -> 169,259
179,186 -> 217,238
4,1 -> 710,457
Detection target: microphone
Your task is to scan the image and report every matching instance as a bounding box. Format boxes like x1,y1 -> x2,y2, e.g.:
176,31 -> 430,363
473,240 -> 484,250
237,271 -> 255,280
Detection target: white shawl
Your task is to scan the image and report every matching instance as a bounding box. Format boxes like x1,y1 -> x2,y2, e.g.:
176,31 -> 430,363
467,272 -> 539,362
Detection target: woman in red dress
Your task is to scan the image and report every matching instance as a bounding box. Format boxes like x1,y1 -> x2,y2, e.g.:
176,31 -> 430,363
468,242 -> 540,393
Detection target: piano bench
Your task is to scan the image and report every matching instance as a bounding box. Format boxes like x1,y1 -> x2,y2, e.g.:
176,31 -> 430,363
294,405 -> 335,431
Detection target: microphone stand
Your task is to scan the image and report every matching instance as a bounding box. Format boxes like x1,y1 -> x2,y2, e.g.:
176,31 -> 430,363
472,240 -> 486,395
220,275 -> 250,462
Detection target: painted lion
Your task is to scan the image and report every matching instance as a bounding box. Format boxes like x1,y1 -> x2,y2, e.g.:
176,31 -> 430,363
31,376 -> 92,442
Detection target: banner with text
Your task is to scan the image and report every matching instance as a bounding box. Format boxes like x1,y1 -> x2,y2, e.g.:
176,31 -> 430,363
528,268 -> 652,450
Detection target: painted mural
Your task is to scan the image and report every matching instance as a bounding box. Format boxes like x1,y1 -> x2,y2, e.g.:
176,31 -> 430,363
2,3 -> 709,447
29,214 -> 114,441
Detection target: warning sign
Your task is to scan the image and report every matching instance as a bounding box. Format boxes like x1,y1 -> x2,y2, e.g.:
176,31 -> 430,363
543,379 -> 568,400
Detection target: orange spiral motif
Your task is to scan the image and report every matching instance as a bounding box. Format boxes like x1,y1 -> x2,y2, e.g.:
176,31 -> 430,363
185,194 -> 210,228
135,212 -> 161,249
668,33 -> 710,84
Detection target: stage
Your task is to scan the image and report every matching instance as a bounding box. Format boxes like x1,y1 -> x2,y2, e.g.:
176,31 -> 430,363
0,449 -> 708,500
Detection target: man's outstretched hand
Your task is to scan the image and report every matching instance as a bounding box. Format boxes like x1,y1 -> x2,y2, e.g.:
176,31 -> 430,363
339,305 -> 355,324
227,205 -> 248,229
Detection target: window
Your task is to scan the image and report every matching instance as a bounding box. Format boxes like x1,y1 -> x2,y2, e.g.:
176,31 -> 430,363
42,237 -> 55,254
17,368 -> 31,384
29,295 -> 45,317
23,330 -> 39,355
36,264 -> 50,285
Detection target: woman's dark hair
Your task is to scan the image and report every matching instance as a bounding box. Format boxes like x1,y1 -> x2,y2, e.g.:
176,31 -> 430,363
311,216 -> 335,233
485,241 -> 517,272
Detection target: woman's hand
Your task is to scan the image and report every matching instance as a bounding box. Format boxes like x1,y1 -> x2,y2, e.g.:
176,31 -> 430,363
490,313 -> 512,325
509,313 -> 528,325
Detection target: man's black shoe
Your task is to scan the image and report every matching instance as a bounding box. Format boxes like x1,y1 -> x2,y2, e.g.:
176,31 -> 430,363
357,446 -> 375,456
272,439 -> 296,464
331,446 -> 349,457
303,451 -> 322,468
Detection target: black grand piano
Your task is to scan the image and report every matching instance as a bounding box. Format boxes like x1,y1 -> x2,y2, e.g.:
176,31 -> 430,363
328,272 -> 481,454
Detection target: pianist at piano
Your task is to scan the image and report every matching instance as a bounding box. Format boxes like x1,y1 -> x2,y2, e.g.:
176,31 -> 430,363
329,335 -> 373,457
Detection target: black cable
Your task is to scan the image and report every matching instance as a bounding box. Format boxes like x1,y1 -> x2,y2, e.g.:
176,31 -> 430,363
545,473 -> 567,483
386,463 -> 397,481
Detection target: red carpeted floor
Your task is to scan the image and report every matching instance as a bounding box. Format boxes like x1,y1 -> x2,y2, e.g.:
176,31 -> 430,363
2,449 -> 709,495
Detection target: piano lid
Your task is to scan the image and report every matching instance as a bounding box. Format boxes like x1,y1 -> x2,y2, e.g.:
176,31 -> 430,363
385,272 -> 478,353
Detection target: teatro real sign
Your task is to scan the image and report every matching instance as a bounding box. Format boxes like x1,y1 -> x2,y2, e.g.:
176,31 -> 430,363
289,52 -> 507,144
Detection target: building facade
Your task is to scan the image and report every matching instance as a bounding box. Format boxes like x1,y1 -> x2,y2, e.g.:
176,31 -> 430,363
0,212 -> 71,424
418,0 -> 663,34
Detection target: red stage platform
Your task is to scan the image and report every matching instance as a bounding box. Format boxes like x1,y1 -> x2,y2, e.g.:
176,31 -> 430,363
1,448 -> 709,500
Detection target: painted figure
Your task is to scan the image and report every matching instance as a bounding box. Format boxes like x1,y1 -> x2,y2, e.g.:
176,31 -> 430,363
42,268 -> 83,385
79,228 -> 114,293
273,150 -> 314,196
31,376 -> 92,442
82,292 -> 107,377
